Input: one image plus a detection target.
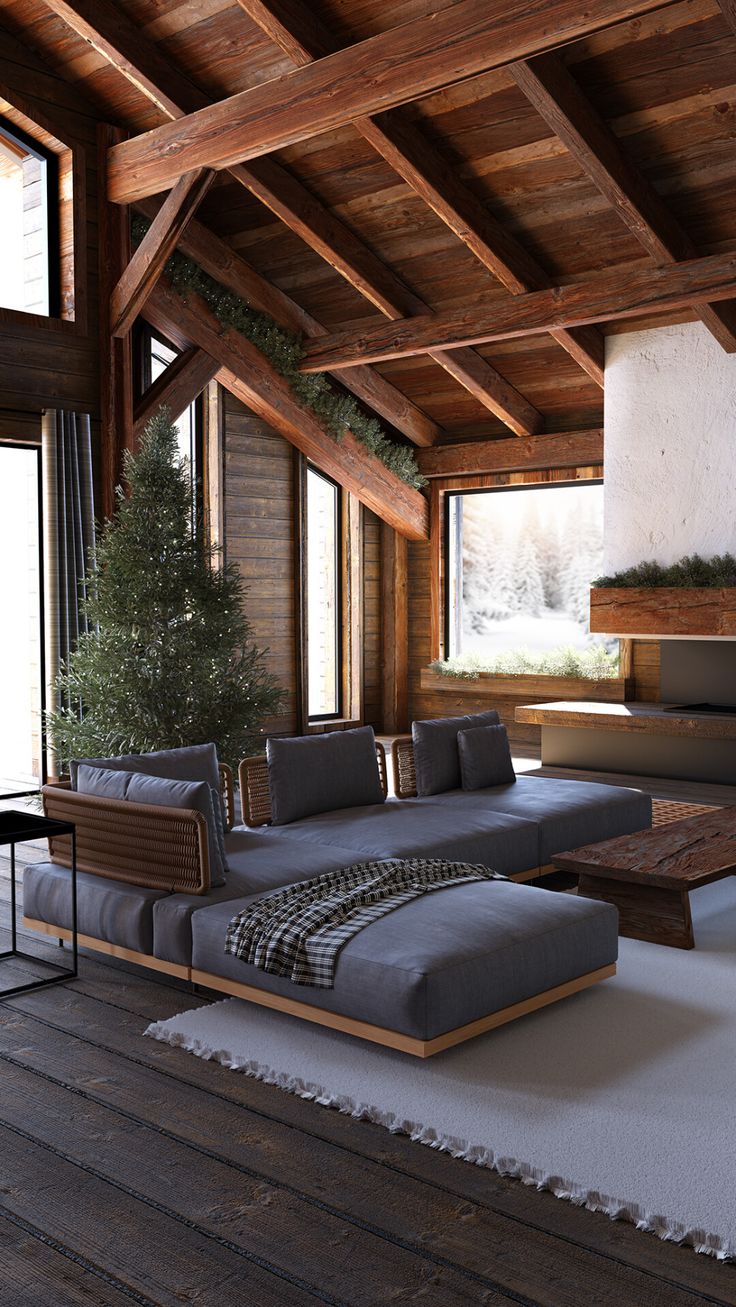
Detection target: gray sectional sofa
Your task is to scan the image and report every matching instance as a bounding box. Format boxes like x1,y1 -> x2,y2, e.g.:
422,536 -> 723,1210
24,718 -> 652,1056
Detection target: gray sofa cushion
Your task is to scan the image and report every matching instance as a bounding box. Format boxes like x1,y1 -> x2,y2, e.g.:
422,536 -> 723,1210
23,862 -> 167,955
412,710 -> 500,795
267,726 -> 384,825
423,777 -> 652,864
153,830 -> 374,965
70,743 -> 228,874
458,724 -> 516,790
255,798 -> 540,876
191,879 -> 618,1040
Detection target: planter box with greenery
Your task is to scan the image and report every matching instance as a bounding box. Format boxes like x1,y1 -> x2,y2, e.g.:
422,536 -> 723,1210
424,646 -> 629,703
591,554 -> 736,638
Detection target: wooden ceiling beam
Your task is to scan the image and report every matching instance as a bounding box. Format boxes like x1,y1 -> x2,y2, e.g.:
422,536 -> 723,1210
417,429 -> 604,478
132,345 -> 218,441
511,54 -> 736,352
135,197 -> 440,447
44,0 -> 537,436
716,0 -> 736,35
106,0 -> 677,203
110,166 -> 214,338
301,250 -> 736,369
237,0 -> 595,404
143,277 -> 429,540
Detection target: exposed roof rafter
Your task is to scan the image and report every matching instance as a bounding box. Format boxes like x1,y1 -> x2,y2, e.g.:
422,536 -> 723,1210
105,0 -> 678,203
301,251 -> 736,370
110,166 -> 214,338
133,345 -> 218,440
511,53 -> 736,352
236,0 -> 604,387
43,0 -> 542,436
144,277 -> 430,540
135,195 -> 441,446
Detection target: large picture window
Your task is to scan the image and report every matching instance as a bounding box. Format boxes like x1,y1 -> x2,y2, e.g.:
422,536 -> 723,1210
306,466 -> 341,720
447,481 -> 606,662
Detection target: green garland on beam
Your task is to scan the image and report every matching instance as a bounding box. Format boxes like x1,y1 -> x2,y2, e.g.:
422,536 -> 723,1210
132,215 -> 426,489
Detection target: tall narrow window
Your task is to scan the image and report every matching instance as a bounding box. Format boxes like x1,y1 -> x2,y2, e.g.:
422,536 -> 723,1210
306,466 -> 341,719
0,445 -> 44,795
144,331 -> 202,526
0,118 -> 58,317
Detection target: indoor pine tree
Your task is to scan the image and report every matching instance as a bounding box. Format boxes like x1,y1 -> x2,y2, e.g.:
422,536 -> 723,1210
48,409 -> 284,769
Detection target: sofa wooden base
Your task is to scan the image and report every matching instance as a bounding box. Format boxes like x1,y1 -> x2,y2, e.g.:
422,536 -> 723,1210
23,915 -> 614,1057
23,918 -> 190,980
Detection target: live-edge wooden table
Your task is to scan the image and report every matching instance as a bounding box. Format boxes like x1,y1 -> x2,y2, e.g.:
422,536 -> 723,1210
552,807 -> 736,949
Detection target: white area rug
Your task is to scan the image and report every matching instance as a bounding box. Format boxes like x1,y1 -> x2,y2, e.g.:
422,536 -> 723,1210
146,878 -> 736,1260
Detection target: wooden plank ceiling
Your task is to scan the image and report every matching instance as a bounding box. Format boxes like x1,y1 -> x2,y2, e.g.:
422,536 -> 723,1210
2,0 -> 735,451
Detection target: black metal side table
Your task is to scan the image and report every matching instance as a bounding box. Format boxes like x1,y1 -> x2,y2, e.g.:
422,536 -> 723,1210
0,809 -> 77,999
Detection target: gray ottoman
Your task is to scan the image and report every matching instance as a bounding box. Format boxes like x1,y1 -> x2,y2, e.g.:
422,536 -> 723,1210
191,878 -> 618,1056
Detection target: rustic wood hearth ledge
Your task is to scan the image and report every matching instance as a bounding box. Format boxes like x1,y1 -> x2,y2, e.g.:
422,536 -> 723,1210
515,701 -> 736,740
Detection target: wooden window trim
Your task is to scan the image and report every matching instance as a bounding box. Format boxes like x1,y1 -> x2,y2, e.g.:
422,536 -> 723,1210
0,92 -> 84,332
429,465 -> 605,664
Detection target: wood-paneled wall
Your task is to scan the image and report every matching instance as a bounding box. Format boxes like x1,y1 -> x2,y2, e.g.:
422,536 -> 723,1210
222,391 -> 383,739
0,25 -> 100,426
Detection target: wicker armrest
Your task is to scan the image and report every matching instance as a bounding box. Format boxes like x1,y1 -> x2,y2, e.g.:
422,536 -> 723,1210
391,736 -> 417,799
239,741 -> 389,827
41,783 -> 211,894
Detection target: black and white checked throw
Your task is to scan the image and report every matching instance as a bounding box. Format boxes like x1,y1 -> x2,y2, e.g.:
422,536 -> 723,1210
224,857 -> 505,989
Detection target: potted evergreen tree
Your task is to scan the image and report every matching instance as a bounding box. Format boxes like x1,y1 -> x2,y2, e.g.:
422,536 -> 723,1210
47,410 -> 284,770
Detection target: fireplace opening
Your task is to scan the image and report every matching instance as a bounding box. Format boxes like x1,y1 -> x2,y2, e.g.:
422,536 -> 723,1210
663,703 -> 736,715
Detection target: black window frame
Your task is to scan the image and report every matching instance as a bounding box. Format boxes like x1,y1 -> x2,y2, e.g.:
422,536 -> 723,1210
0,441 -> 47,798
0,114 -> 60,318
134,323 -> 205,531
305,463 -> 344,723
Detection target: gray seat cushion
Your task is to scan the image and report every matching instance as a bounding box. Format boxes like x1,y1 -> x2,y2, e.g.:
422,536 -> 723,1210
153,830 -> 374,965
192,880 -> 618,1040
23,862 -> 167,955
255,798 -> 540,876
422,777 -> 652,864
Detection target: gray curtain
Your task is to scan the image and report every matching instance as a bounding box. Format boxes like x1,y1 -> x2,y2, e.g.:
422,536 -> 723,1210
43,410 -> 96,756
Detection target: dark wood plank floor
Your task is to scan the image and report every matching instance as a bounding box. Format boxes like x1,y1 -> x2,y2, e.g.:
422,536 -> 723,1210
3,766 -> 736,1306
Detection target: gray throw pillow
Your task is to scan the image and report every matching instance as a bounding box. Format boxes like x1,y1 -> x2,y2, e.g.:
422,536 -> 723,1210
76,764 -> 131,801
458,724 -> 516,790
267,725 -> 384,825
412,710 -> 500,795
70,743 -> 228,873
75,765 -> 226,886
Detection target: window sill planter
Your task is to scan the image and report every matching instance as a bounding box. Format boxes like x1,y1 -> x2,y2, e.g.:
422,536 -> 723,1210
420,669 -> 630,702
590,588 -> 736,638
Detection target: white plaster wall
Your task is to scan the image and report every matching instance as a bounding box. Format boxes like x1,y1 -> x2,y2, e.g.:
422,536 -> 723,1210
603,322 -> 736,572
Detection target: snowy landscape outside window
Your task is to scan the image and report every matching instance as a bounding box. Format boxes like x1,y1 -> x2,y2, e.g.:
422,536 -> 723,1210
447,482 -> 608,662
306,466 -> 341,719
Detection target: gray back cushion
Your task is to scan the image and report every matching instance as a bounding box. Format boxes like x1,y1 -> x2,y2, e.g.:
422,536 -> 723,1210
412,710 -> 500,795
76,765 -> 226,886
458,724 -> 516,790
70,743 -> 227,873
267,726 -> 384,825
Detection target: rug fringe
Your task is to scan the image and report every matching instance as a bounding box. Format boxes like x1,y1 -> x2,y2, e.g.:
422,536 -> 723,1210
144,1013 -> 734,1264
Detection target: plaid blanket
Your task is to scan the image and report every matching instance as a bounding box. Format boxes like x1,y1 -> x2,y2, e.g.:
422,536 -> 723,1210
224,857 -> 505,989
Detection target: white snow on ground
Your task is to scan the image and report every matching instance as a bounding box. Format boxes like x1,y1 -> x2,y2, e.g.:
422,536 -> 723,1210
461,610 -> 590,658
